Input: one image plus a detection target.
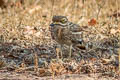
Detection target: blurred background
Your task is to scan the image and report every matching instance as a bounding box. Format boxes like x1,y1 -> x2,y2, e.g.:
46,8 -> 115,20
0,0 -> 119,46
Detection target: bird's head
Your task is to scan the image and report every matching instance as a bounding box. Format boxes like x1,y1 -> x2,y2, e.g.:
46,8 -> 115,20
50,16 -> 68,27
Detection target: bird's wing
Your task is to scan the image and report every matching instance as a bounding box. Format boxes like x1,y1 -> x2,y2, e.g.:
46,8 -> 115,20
66,22 -> 84,45
68,22 -> 83,32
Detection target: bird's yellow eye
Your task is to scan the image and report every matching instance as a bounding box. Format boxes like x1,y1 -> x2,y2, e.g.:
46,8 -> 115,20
61,18 -> 67,23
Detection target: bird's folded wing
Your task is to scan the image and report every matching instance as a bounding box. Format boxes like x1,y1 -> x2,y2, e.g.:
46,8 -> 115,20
68,22 -> 83,32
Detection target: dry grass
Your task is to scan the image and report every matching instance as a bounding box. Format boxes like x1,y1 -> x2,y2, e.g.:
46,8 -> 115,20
0,0 -> 119,45
0,0 -> 120,79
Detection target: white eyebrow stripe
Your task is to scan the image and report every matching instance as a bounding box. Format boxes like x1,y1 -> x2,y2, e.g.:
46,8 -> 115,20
72,32 -> 82,34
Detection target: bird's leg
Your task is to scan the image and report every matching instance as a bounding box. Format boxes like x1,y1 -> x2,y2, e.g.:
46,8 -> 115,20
69,45 -> 72,58
56,45 -> 63,59
56,47 -> 60,59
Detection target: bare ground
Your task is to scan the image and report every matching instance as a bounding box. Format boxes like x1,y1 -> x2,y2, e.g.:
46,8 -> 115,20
0,0 -> 120,80
0,71 -> 119,80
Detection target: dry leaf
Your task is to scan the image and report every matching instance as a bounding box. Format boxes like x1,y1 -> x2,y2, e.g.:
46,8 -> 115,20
28,6 -> 41,14
49,61 -> 65,76
34,31 -> 41,37
23,26 -> 37,38
90,58 -> 97,62
110,29 -> 117,34
101,58 -> 111,64
88,18 -> 97,26
39,68 -> 46,77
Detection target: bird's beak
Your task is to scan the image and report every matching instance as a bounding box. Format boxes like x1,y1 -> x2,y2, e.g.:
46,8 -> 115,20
50,23 -> 54,27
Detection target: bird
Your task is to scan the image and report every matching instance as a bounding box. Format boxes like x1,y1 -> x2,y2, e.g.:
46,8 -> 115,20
50,16 -> 85,58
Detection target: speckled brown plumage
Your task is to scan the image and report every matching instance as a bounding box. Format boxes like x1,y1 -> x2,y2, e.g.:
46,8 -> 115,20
50,16 -> 84,58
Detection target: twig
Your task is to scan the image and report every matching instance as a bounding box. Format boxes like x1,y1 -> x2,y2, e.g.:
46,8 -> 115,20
34,53 -> 38,72
73,0 -> 78,21
96,0 -> 105,19
51,0 -> 55,17
118,49 -> 120,72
